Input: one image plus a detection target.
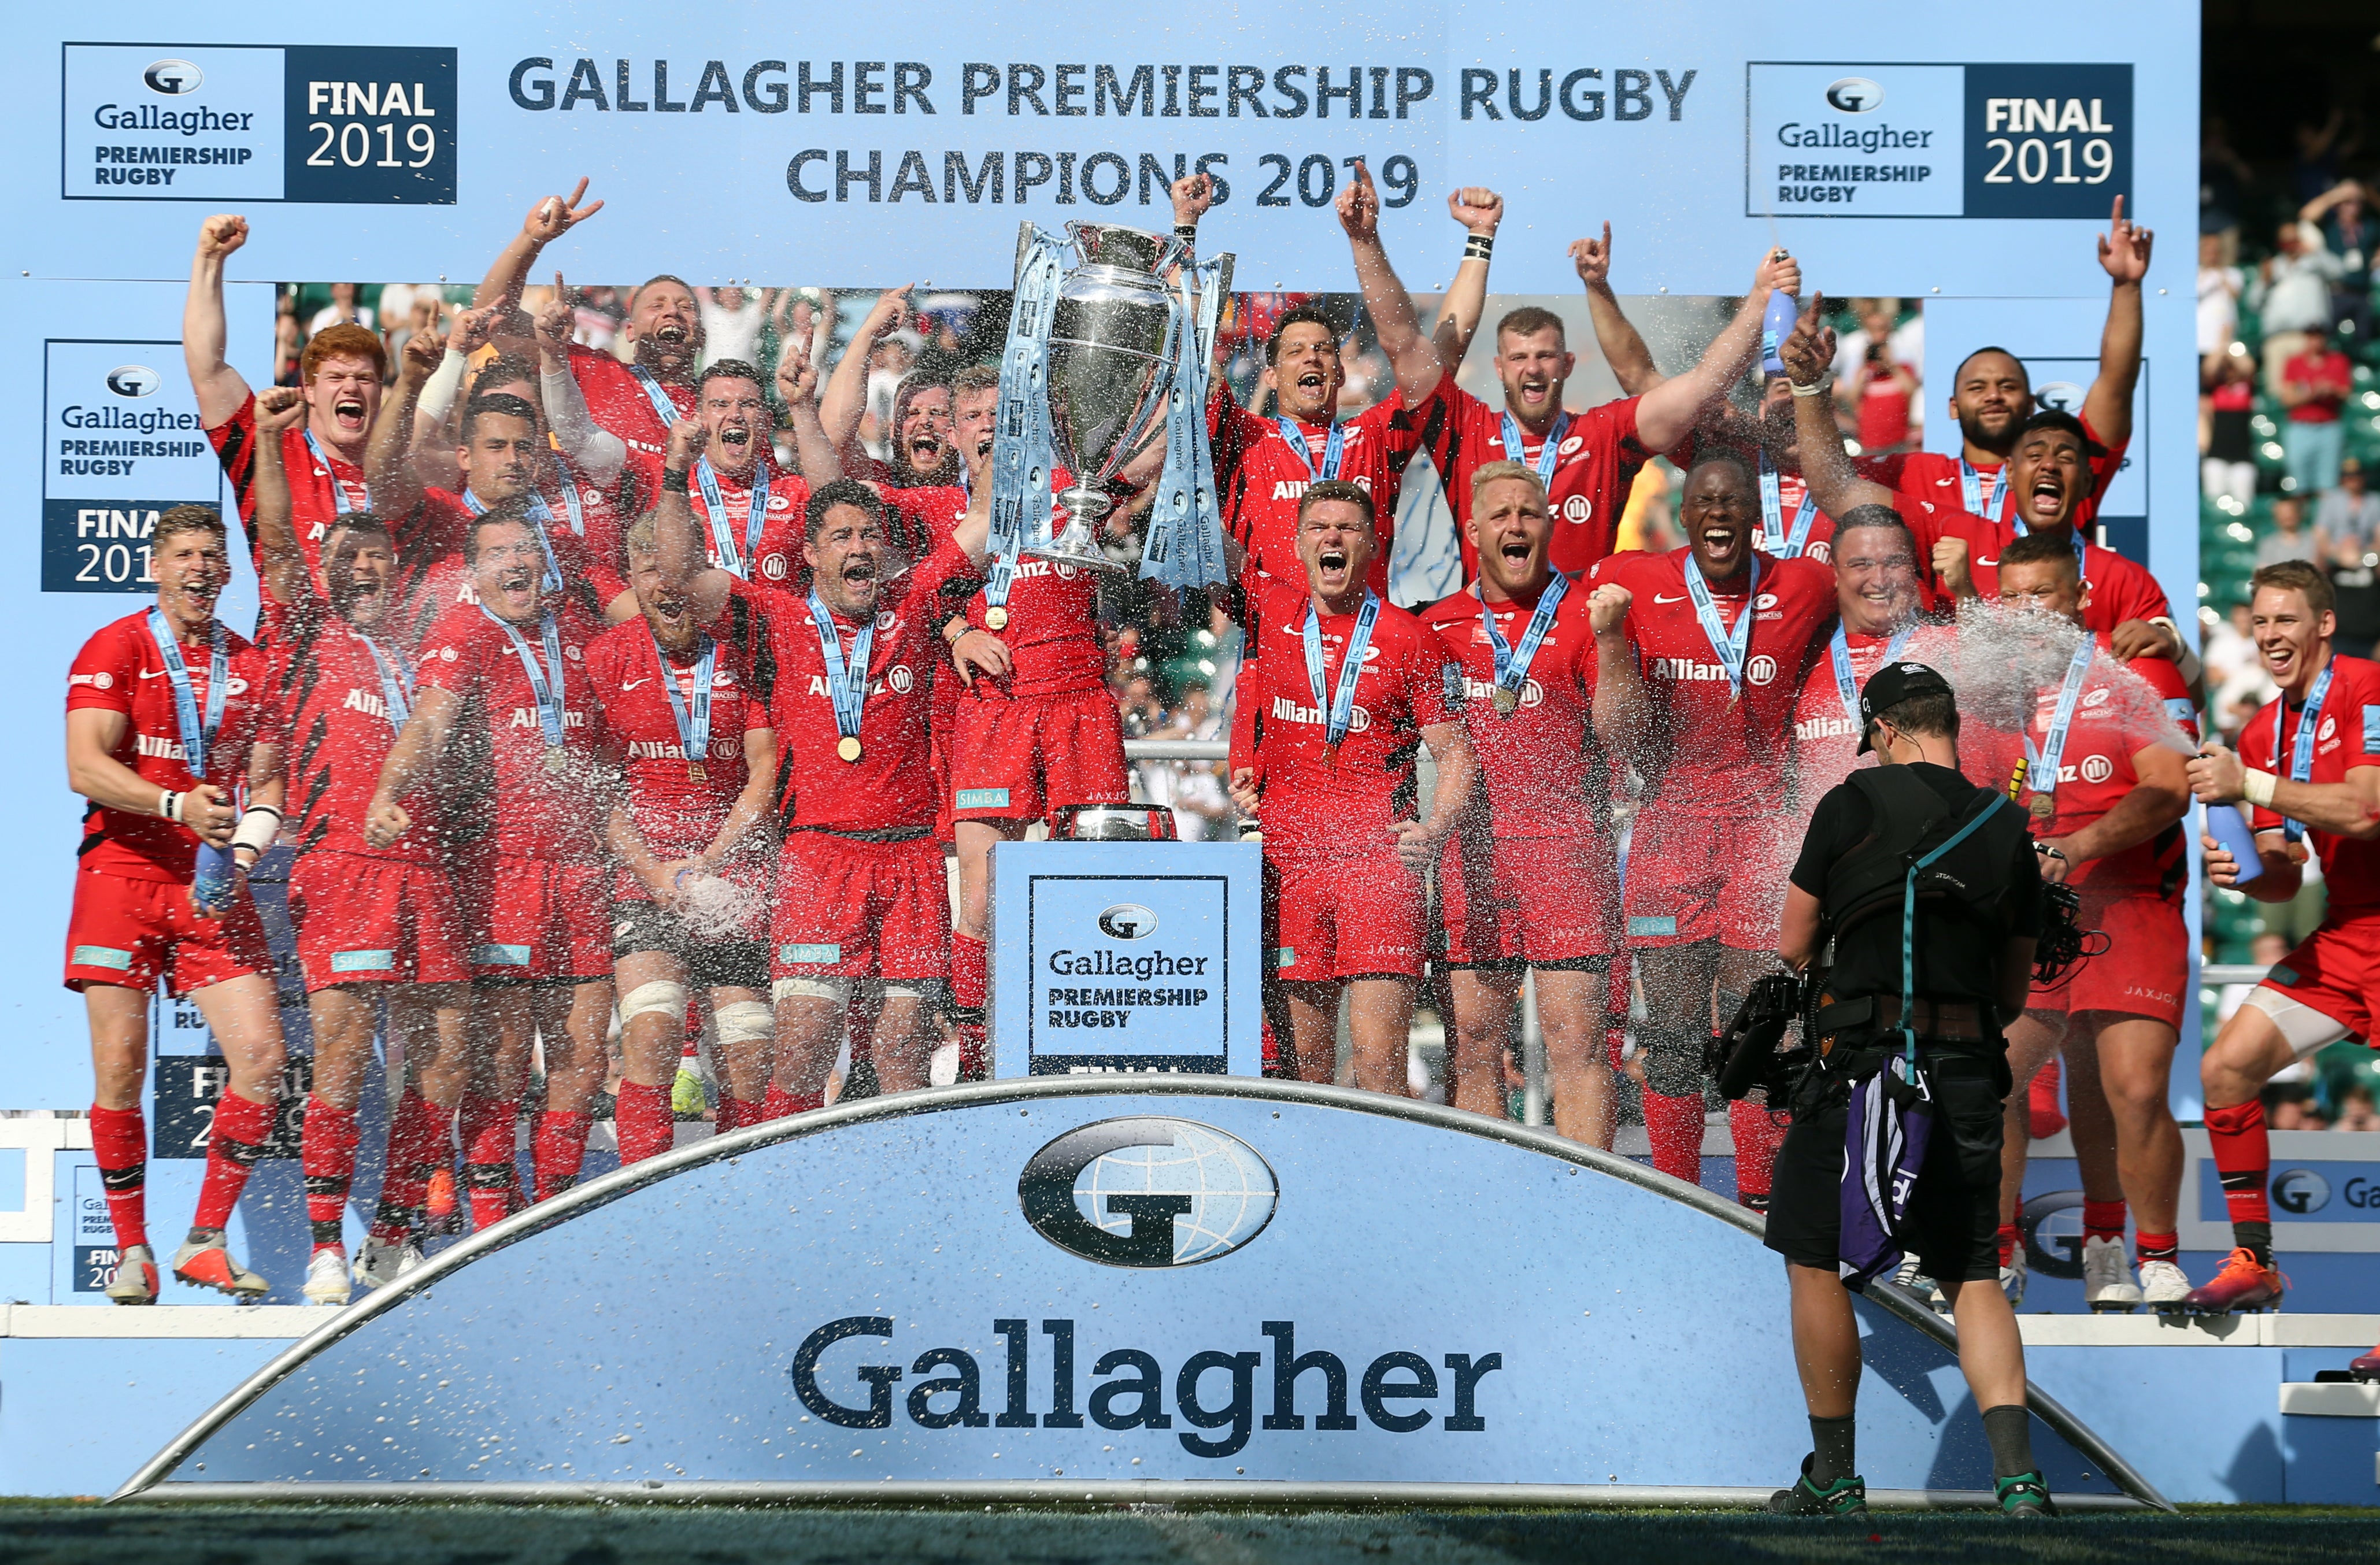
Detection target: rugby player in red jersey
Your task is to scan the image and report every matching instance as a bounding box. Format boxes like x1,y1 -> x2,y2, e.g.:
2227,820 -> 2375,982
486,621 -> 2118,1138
184,214 -> 380,590
240,389 -> 470,1301
590,514 -> 779,1161
1589,454 -> 1836,1198
820,284 -> 961,490
65,506 -> 286,1302
1980,535 -> 2196,1310
364,505 -> 618,1223
1786,509 -> 1939,813
1782,299 -> 2184,664
630,360 -> 833,590
1422,463 -> 1641,1143
1863,198 -> 2151,541
2183,562 -> 2380,1316
654,470 -> 975,1111
1229,480 -> 1479,1090
1167,168 -> 1442,597
1426,203 -> 1804,579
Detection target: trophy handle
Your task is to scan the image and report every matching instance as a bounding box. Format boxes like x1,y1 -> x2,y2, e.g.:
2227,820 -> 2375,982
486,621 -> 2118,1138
1012,221 -> 1042,288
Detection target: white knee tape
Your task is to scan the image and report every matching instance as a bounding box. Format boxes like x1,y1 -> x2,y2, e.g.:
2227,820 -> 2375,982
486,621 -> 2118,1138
2243,986 -> 2353,1057
881,981 -> 926,1001
619,980 -> 688,1024
715,999 -> 774,1046
773,976 -> 852,1007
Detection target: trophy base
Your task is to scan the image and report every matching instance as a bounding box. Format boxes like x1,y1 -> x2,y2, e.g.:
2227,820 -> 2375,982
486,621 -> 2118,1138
1023,489 -> 1128,573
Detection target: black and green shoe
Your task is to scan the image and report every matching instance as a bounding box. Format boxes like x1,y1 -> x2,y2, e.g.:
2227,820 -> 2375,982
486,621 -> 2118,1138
1994,1471 -> 2056,1517
1767,1453 -> 1870,1515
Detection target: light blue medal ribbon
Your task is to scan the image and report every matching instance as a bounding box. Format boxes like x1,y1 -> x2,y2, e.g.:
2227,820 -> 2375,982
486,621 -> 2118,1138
303,430 -> 367,513
1829,622 -> 1914,721
652,626 -> 717,781
806,589 -> 876,761
1302,590 -> 1380,763
1757,450 -> 1820,558
550,461 -> 587,537
1682,552 -> 1763,700
629,366 -> 681,429
1278,417 -> 1346,483
1480,575 -> 1570,716
987,231 -> 1067,624
2275,661 -> 2337,844
694,457 -> 771,579
358,630 -> 414,732
462,489 -> 563,594
2022,640 -> 2097,811
1958,459 -> 2007,525
480,604 -> 569,770
1142,254 -> 1232,591
1500,410 -> 1568,490
145,608 -> 227,778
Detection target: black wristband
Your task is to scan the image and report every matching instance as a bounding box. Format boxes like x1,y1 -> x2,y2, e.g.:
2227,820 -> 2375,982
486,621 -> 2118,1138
1464,232 -> 1494,260
1174,224 -> 1198,241
660,466 -> 690,494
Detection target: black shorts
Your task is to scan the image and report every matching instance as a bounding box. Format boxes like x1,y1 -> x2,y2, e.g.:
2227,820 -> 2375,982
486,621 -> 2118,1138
610,900 -> 770,991
1764,1053 -> 2007,1285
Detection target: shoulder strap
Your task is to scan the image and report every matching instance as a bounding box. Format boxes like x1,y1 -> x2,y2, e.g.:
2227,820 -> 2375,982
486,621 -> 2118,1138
1895,790 -> 2013,1057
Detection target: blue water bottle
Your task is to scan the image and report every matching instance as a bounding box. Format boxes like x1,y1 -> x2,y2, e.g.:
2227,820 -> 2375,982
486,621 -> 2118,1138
2203,802 -> 2264,889
1762,287 -> 1798,375
193,842 -> 238,915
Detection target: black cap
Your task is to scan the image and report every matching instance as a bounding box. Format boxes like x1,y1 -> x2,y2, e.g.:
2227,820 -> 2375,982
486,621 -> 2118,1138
1856,661 -> 1955,753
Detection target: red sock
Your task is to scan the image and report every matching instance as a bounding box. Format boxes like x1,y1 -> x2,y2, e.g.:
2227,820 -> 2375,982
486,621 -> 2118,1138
194,1090 -> 277,1232
458,1093 -> 520,1232
2082,1198 -> 2127,1243
1605,957 -> 1634,1072
2204,1098 -> 2271,1230
301,1094 -> 360,1253
372,1090 -> 446,1242
1261,1014 -> 1282,1078
952,933 -> 990,1080
1997,1223 -> 2019,1268
2028,1058 -> 2068,1139
2136,1231 -> 2179,1264
1642,1091 -> 1704,1185
88,1103 -> 149,1252
531,1111 -> 594,1203
761,1086 -> 823,1120
1728,1098 -> 1789,1208
615,1082 -> 673,1165
718,1094 -> 765,1133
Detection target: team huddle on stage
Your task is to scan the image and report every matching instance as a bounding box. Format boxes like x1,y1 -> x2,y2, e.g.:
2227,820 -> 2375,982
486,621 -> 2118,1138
55,169 -> 2363,1322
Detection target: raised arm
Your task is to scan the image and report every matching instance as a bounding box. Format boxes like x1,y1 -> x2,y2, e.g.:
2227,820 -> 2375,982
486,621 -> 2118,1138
820,285 -> 914,463
1633,246 -> 1800,451
470,181 -> 605,333
775,328 -> 842,488
1432,188 -> 1504,370
1781,293 -> 1897,518
651,416 -> 735,622
247,386 -> 312,608
183,215 -> 254,430
2083,195 -> 2153,449
534,276 -> 626,488
367,326 -> 443,520
1337,161 -> 1442,404
1585,581 -> 1648,756
1570,224 -> 1666,397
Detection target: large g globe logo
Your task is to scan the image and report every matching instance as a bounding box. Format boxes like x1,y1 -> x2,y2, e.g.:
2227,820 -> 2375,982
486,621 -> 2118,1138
2272,1168 -> 2330,1215
1019,1118 -> 1278,1267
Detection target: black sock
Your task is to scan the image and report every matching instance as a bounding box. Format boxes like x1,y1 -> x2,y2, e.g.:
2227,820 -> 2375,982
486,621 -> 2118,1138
1808,1415 -> 1856,1483
2235,1219 -> 2274,1269
1982,1404 -> 2035,1479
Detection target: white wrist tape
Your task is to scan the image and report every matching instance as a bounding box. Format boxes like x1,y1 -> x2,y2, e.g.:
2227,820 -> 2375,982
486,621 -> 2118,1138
2242,769 -> 2278,808
161,790 -> 181,823
231,805 -> 283,857
1789,376 -> 1830,398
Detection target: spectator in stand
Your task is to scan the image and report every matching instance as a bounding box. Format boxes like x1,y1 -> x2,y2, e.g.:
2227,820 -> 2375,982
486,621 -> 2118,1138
2316,457 -> 2380,556
696,286 -> 769,369
2201,346 -> 2259,510
2327,534 -> 2380,660
306,282 -> 374,338
383,291 -> 447,379
2334,1087 -> 2380,1134
2251,221 -> 2344,395
2289,108 -> 2358,206
2200,119 -> 2256,243
1830,298 -> 1923,451
2266,1084 -> 2327,1133
2303,180 -> 2378,348
2198,233 -> 2244,357
273,293 -> 302,387
2257,495 -> 2321,569
2278,329 -> 2355,495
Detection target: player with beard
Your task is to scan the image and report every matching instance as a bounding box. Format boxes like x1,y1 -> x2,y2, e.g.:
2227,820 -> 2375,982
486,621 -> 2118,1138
1588,453 -> 1835,1199
240,389 -> 470,1300
1787,509 -> 1940,812
185,214 -> 381,590
1782,298 -> 2184,664
65,506 -> 285,1302
821,285 -> 959,489
1422,463 -> 1640,1143
1230,480 -> 1478,1090
590,515 -> 780,1162
634,360 -> 834,590
364,508 -> 618,1224
1426,201 -> 1804,578
2183,562 -> 2380,1319
1968,535 -> 2194,1309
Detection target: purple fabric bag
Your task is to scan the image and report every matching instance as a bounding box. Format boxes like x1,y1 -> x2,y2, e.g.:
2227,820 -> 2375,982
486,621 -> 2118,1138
1838,1052 -> 1935,1292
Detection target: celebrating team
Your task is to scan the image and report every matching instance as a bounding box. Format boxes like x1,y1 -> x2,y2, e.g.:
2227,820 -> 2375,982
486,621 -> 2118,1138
68,173 -> 2294,1320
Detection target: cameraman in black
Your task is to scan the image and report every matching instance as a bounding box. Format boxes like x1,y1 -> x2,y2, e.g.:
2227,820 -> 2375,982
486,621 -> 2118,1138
1762,661 -> 2054,1518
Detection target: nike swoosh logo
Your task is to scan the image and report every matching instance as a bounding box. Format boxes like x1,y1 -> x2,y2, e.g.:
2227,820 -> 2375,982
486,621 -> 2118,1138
620,678 -> 650,690
1653,593 -> 1689,605
138,668 -> 169,679
1975,556 -> 2000,567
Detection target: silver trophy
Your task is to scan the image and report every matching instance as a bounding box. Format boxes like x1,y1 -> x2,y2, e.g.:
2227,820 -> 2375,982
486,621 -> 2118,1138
1008,221 -> 1231,572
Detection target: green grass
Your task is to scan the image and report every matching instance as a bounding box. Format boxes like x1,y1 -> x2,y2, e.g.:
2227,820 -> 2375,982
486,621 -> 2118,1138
1,1503 -> 2376,1564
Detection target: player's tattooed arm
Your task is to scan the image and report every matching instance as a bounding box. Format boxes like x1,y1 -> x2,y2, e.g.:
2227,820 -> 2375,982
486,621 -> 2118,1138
1569,224 -> 1665,399
2086,194 -> 2152,450
184,214 -> 253,430
1634,245 -> 1801,452
247,386 -> 312,608
1433,187 -> 1503,372
1338,160 -> 1444,404
1779,293 -> 1898,520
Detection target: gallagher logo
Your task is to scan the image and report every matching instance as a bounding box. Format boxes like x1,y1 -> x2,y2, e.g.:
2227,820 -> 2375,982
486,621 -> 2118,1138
1019,1118 -> 1277,1267
106,365 -> 162,398
143,60 -> 203,96
2273,1168 -> 2331,1215
1097,904 -> 1157,939
1825,77 -> 1884,113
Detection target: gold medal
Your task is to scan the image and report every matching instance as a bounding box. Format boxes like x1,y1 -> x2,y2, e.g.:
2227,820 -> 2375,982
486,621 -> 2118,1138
1493,686 -> 1520,716
544,746 -> 568,774
984,606 -> 1009,631
687,761 -> 708,783
1320,741 -> 1338,769
2027,792 -> 2056,821
838,735 -> 863,763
